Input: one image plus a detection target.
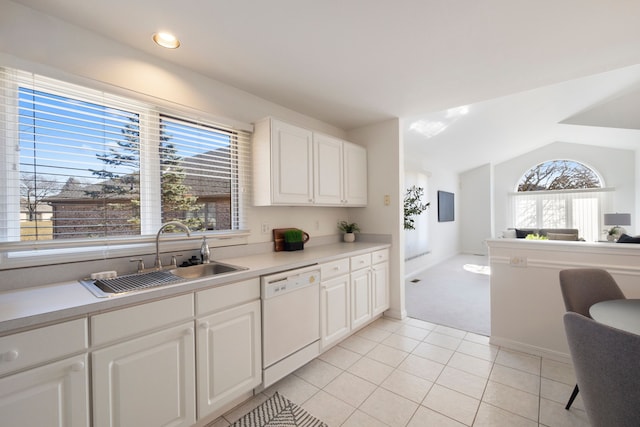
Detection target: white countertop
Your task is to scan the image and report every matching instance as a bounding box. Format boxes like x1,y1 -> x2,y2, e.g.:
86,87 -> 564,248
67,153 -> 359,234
0,242 -> 389,335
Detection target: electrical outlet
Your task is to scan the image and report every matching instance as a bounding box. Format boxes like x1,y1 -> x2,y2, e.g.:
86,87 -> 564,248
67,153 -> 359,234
509,256 -> 527,267
261,223 -> 270,234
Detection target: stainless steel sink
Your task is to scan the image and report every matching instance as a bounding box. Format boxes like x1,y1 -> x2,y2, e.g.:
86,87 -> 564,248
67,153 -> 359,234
169,261 -> 247,279
80,261 -> 246,298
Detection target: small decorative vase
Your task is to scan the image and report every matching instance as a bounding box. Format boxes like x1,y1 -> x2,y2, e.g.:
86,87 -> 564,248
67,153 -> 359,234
343,233 -> 355,243
607,234 -> 615,242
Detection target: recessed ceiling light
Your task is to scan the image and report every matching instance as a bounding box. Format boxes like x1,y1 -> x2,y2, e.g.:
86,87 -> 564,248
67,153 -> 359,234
153,32 -> 180,49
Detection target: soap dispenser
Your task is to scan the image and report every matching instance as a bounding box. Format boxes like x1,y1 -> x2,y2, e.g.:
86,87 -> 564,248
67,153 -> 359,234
200,236 -> 211,264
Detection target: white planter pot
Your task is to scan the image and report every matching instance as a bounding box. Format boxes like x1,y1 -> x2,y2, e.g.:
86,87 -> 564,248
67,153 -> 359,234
343,233 -> 355,243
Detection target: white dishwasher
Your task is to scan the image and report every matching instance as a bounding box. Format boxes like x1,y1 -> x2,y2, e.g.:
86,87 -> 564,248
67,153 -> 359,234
261,264 -> 321,387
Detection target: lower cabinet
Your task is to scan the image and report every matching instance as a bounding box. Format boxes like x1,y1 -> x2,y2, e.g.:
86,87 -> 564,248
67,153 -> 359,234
195,277 -> 262,420
350,266 -> 373,330
196,299 -> 261,419
92,322 -> 196,427
0,318 -> 89,427
320,248 -> 390,349
320,273 -> 351,349
0,354 -> 89,427
371,250 -> 390,316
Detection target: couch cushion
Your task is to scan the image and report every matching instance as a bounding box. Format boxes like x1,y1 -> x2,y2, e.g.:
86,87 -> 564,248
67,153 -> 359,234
617,234 -> 640,243
547,232 -> 579,241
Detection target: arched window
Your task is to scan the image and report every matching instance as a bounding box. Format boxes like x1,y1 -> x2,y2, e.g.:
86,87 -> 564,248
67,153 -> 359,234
510,160 -> 612,242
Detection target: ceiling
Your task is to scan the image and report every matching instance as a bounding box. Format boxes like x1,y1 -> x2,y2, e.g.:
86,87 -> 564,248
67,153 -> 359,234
9,0 -> 640,172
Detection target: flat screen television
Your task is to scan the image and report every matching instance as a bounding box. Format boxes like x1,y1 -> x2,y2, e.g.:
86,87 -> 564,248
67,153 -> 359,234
437,190 -> 454,222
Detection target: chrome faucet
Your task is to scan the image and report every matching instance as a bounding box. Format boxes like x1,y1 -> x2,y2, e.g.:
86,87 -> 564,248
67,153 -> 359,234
154,221 -> 191,269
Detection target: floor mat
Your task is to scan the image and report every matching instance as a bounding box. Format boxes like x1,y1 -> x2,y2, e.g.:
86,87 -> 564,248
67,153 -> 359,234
230,392 -> 328,427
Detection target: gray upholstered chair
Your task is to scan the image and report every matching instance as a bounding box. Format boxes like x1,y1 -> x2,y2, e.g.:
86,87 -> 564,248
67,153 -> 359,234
558,268 -> 626,409
563,312 -> 640,426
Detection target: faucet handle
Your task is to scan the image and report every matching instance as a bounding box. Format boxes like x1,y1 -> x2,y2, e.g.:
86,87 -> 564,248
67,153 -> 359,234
130,258 -> 145,273
170,254 -> 183,268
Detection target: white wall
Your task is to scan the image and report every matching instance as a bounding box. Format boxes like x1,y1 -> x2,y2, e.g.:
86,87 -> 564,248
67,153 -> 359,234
460,164 -> 492,255
493,141 -> 636,236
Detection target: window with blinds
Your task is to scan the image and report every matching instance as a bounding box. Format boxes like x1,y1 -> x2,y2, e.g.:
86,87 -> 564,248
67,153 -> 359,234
0,68 -> 251,252
509,188 -> 613,242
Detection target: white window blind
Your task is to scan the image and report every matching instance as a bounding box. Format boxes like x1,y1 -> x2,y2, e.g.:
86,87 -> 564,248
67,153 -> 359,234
0,68 -> 252,261
509,188 -> 613,242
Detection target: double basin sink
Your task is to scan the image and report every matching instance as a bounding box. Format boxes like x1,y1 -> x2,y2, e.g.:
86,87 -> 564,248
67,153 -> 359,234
81,261 -> 247,298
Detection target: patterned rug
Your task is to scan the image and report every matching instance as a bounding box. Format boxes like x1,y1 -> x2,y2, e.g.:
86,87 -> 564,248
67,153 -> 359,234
230,392 -> 328,427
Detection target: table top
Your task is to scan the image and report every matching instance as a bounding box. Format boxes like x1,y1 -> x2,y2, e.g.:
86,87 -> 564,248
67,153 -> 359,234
589,299 -> 640,335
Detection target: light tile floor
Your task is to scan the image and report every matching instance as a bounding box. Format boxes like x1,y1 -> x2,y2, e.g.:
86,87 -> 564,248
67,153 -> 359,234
212,317 -> 590,427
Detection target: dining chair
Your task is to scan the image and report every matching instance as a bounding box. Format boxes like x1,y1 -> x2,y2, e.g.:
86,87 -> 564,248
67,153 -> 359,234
558,268 -> 626,410
563,312 -> 640,426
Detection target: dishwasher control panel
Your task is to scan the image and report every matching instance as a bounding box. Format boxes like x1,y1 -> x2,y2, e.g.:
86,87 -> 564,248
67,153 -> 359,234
261,265 -> 320,299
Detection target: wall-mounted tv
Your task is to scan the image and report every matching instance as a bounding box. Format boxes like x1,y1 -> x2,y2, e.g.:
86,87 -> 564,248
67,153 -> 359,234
437,190 -> 455,222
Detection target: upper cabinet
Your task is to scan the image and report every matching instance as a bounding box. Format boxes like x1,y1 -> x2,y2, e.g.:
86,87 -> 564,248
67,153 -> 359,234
253,118 -> 367,206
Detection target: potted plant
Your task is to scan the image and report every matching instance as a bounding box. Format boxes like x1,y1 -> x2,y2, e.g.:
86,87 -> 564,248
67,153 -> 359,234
283,228 -> 305,251
605,226 -> 621,242
337,220 -> 360,242
404,185 -> 430,230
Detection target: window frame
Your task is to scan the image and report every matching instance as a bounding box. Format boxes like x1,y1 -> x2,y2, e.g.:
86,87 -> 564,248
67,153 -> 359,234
0,68 -> 251,270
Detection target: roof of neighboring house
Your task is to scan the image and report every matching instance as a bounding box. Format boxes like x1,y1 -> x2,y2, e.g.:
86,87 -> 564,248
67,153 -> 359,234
45,148 -> 232,203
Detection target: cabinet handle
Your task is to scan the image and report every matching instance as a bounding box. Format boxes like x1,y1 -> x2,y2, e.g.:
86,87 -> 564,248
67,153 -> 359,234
185,327 -> 194,335
2,350 -> 18,362
333,266 -> 341,271
199,322 -> 210,330
71,361 -> 85,372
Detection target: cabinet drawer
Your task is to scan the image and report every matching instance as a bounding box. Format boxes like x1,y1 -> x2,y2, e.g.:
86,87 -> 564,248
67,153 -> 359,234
0,318 -> 87,376
196,278 -> 260,316
320,258 -> 350,280
350,253 -> 371,271
372,249 -> 389,264
91,294 -> 194,346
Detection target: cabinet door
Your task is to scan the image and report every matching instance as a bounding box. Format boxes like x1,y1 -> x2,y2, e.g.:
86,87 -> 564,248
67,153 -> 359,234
372,261 -> 390,316
351,268 -> 372,330
0,355 -> 89,427
92,323 -> 196,427
197,300 -> 261,419
313,133 -> 343,205
343,142 -> 367,206
320,274 -> 351,349
271,119 -> 314,204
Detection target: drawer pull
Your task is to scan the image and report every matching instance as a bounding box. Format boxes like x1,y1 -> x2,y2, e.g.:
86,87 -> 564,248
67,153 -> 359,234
333,266 -> 341,271
71,361 -> 85,372
2,350 -> 19,362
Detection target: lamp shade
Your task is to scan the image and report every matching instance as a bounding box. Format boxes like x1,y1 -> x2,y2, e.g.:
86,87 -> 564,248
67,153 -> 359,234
604,213 -> 631,226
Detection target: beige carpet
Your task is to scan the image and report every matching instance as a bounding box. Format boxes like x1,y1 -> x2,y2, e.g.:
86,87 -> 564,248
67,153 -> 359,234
405,254 -> 490,336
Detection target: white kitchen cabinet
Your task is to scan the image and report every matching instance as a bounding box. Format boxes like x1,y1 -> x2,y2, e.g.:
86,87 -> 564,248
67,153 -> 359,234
91,294 -> 196,427
253,118 -> 314,205
92,322 -> 196,427
0,318 -> 89,427
196,278 -> 261,419
350,253 -> 373,330
0,354 -> 89,427
342,141 -> 368,206
313,133 -> 368,206
253,117 -> 367,206
371,249 -> 390,316
319,258 -> 351,349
